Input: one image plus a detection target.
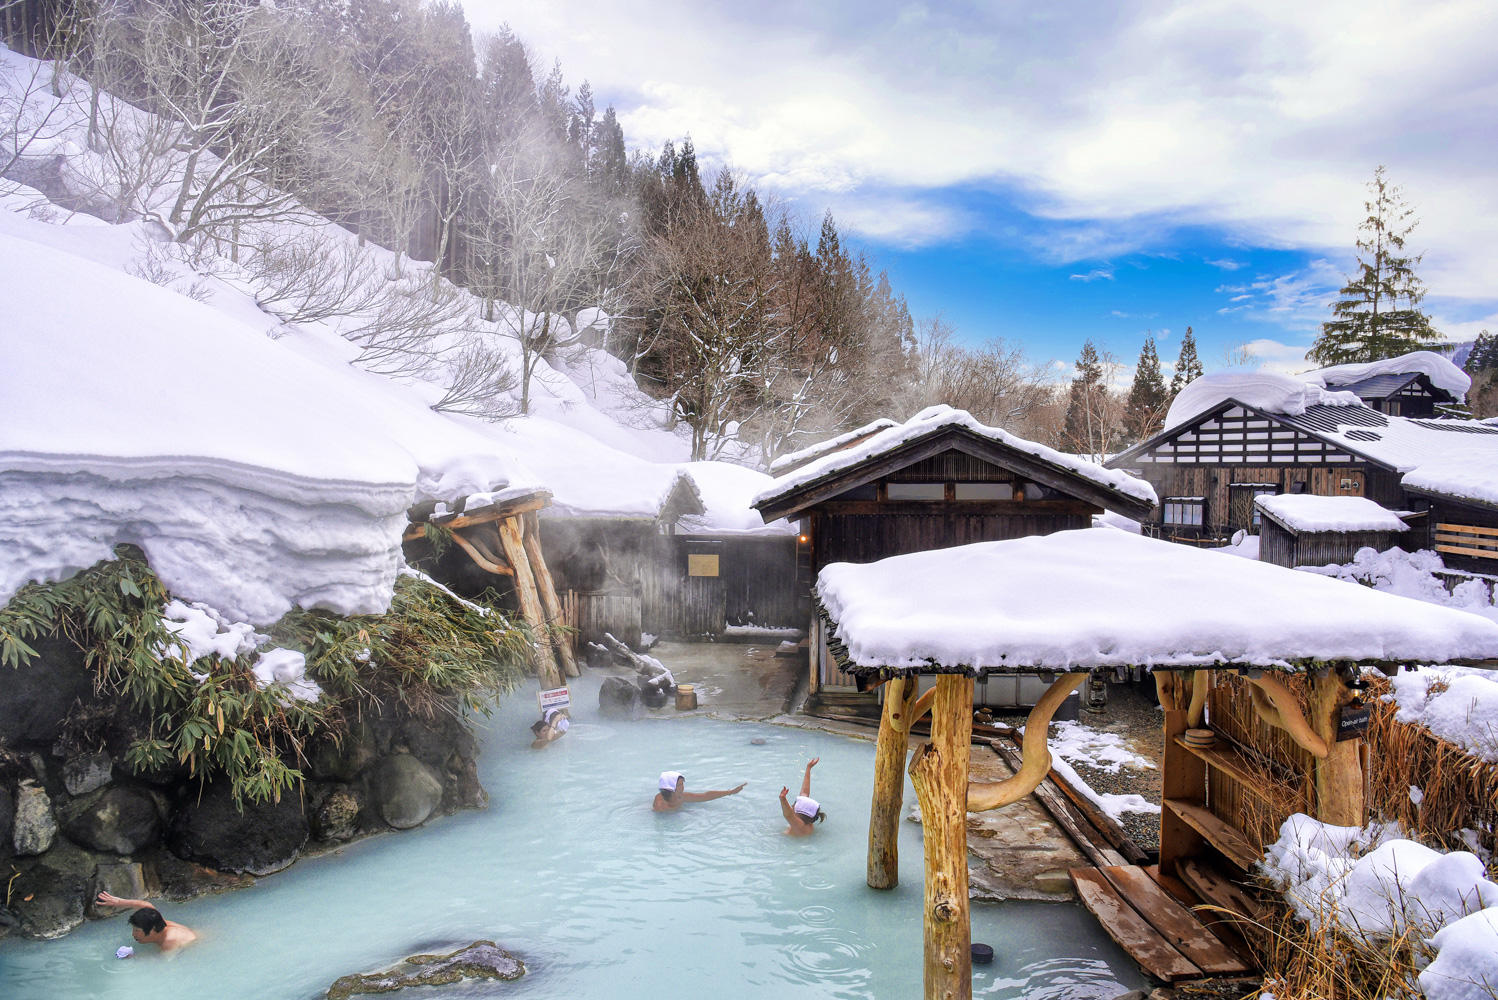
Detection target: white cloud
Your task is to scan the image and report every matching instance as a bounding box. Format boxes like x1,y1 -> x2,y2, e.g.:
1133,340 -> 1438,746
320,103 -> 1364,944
1070,267 -> 1115,282
467,0 -> 1498,303
1205,258 -> 1246,270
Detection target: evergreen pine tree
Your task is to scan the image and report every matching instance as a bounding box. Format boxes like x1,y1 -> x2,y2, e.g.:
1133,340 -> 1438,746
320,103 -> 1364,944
1169,327 -> 1203,396
1308,166 -> 1441,365
1466,331 -> 1496,375
1062,340 -> 1104,454
1125,335 -> 1169,441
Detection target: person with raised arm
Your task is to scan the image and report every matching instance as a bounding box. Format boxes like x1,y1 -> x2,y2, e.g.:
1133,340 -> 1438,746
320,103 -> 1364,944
95,892 -> 198,952
779,758 -> 825,836
652,770 -> 746,812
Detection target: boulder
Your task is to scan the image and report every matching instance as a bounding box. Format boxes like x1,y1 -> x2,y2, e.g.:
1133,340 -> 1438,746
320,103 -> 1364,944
312,787 -> 361,842
367,756 -> 443,830
328,941 -> 525,1000
139,843 -> 252,902
89,862 -> 147,918
167,781 -> 308,876
0,636 -> 95,746
8,845 -> 92,939
62,786 -> 162,855
13,780 -> 57,856
598,676 -> 638,717
308,723 -> 379,783
62,753 -> 115,797
0,784 -> 14,860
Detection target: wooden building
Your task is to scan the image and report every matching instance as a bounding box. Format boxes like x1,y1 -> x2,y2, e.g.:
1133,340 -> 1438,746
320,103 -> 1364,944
753,407 -> 1156,692
1320,371 -> 1458,417
1253,494 -> 1412,569
1402,478 -> 1498,576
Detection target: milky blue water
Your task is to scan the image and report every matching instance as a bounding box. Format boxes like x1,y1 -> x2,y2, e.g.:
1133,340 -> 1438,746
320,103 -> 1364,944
0,675 -> 1147,999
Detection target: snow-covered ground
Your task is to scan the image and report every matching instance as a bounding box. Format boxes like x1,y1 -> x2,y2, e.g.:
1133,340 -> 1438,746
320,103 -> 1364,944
1043,721 -> 1160,821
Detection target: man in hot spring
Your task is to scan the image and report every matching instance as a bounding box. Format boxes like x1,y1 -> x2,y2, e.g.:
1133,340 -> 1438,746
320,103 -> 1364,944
96,892 -> 198,953
652,770 -> 745,811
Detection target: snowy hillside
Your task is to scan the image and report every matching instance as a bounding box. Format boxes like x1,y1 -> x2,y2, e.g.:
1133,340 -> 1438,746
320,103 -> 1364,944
0,43 -> 787,624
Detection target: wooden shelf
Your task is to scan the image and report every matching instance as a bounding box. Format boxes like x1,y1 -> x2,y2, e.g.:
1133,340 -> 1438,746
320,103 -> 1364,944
1164,799 -> 1260,870
1173,736 -> 1294,805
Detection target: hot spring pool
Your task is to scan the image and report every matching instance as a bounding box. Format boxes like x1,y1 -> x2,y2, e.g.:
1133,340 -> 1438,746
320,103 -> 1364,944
0,675 -> 1147,999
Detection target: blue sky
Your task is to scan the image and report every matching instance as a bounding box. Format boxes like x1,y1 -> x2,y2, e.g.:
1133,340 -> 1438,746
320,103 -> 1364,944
467,0 -> 1498,379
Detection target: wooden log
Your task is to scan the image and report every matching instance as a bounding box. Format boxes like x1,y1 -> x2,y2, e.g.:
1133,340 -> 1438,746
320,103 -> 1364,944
908,675 -> 973,1000
868,676 -> 911,889
522,511 -> 578,679
1309,671 -> 1364,827
1247,674 -> 1328,758
449,530 -> 514,577
1186,669 -> 1211,730
967,673 -> 1084,811
497,516 -> 563,690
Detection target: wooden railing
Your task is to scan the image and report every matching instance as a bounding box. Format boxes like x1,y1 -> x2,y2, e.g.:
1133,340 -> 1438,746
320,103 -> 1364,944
1435,523 -> 1498,562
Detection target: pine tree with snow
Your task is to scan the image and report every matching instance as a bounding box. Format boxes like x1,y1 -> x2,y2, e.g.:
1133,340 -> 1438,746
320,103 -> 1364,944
1062,340 -> 1105,455
1169,327 -> 1203,396
1125,335 -> 1169,441
1308,167 -> 1441,366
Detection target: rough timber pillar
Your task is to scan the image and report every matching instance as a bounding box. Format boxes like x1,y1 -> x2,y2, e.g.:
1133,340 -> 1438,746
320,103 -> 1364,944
908,675 -> 974,1000
868,676 -> 915,889
1309,670 -> 1364,827
497,516 -> 564,690
521,511 -> 578,679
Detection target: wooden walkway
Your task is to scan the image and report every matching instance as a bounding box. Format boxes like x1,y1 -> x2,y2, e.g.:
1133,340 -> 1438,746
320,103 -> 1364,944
1071,863 -> 1256,982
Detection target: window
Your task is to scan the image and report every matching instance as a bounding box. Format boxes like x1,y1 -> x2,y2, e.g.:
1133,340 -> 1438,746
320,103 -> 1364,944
954,482 -> 1013,500
886,482 -> 945,500
1163,498 -> 1204,526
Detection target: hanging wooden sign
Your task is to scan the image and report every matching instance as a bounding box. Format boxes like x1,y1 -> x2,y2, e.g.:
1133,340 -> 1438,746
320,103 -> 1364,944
1336,702 -> 1370,741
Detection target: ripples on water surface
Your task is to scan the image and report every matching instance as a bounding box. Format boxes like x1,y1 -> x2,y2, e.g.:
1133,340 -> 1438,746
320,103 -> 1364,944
0,675 -> 1147,999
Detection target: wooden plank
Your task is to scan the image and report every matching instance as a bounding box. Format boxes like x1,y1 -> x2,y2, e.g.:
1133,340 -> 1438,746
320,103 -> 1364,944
1438,522 -> 1498,538
1142,864 -> 1199,909
1436,543 -> 1498,561
1173,736 -> 1290,806
987,742 -> 1126,869
1070,868 -> 1202,982
431,494 -> 551,530
1159,710 -> 1207,874
1178,859 -> 1263,923
1097,866 -> 1251,975
1164,799 -> 1259,870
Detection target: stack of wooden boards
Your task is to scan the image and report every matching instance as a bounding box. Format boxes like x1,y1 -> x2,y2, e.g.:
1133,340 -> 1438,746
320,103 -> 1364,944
1071,859 -> 1260,982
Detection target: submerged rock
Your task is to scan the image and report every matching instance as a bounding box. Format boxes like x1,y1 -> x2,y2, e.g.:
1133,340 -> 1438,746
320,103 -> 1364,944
312,787 -> 360,842
62,786 -> 162,855
367,756 -> 442,830
168,782 -> 308,876
598,676 -> 638,717
13,780 -> 57,856
327,941 -> 524,999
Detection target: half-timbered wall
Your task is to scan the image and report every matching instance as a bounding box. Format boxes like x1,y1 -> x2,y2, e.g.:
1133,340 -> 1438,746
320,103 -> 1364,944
1131,406 -> 1357,465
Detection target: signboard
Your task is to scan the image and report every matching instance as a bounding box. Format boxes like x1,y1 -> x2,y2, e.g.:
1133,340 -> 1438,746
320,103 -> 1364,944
687,553 -> 720,577
1336,703 -> 1370,741
538,687 -> 571,711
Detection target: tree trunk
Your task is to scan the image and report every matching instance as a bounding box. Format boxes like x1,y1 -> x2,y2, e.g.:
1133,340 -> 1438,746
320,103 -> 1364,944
497,516 -> 562,689
1309,671 -> 1364,827
908,674 -> 973,1000
868,676 -> 911,889
522,511 -> 578,679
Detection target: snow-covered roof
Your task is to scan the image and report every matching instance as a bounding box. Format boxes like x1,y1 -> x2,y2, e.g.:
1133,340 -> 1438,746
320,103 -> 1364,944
1255,494 -> 1409,534
754,405 -> 1158,512
1306,351 -> 1470,400
1403,455 -> 1498,510
768,418 -> 899,474
1165,370 -> 1362,431
816,529 -> 1498,673
676,462 -> 798,536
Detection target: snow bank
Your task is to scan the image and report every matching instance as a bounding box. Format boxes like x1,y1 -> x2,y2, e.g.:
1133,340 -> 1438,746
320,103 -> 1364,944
1405,454 -> 1498,509
1256,494 -> 1409,534
768,418 -> 899,473
816,529 -> 1498,672
1301,547 -> 1498,625
1421,909 -> 1498,1000
1388,669 -> 1498,763
1164,370 -> 1362,431
1307,351 -> 1471,400
1093,510 -> 1142,533
1044,721 -> 1160,821
757,405 -> 1157,509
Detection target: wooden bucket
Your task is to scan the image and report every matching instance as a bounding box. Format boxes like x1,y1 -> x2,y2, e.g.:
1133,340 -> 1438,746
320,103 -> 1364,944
675,684 -> 698,711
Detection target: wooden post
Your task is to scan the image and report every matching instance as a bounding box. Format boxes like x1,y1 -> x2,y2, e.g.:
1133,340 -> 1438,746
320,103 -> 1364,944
908,674 -> 973,1000
521,511 -> 579,679
1309,670 -> 1364,827
1158,685 -> 1207,875
497,516 -> 563,690
868,676 -> 913,889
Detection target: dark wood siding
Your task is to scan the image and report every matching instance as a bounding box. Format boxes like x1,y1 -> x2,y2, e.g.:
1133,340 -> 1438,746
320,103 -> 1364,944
1427,498 -> 1498,574
814,512 -> 1091,570
1259,521 -> 1409,568
885,450 -> 1014,482
1131,463 -> 1397,538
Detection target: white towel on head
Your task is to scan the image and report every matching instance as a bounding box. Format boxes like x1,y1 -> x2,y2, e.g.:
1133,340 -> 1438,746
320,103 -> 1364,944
793,795 -> 820,818
659,770 -> 684,790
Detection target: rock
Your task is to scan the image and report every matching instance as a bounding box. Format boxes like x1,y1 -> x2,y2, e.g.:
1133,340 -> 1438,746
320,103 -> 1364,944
451,755 -> 488,811
167,782 -> 308,876
8,846 -> 92,940
638,682 -> 669,709
598,676 -> 638,717
13,780 -> 57,856
63,753 -> 115,797
0,784 -> 14,860
140,844 -> 252,902
308,724 -> 379,783
63,786 -> 163,855
89,862 -> 147,918
367,756 -> 443,830
312,787 -> 360,842
1112,992 -> 1149,1000
327,941 -> 525,999
0,636 -> 95,746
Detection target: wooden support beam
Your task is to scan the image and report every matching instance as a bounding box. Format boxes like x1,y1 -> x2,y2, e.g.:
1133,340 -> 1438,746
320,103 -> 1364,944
868,677 -> 912,889
1186,669 -> 1210,729
966,673 -> 1084,811
521,511 -> 578,679
908,675 -> 973,1000
1246,675 -> 1328,758
1158,708 -> 1207,876
449,530 -> 514,577
1309,671 -> 1364,826
497,516 -> 563,690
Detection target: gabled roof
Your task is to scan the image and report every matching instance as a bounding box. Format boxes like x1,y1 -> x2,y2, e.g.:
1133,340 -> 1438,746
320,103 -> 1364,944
769,418 -> 900,476
1255,494 -> 1409,535
1335,372 -> 1425,399
754,406 -> 1157,522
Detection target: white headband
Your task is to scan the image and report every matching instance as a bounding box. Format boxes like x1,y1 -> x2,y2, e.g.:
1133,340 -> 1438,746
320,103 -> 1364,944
659,771 -> 684,790
793,795 -> 820,818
